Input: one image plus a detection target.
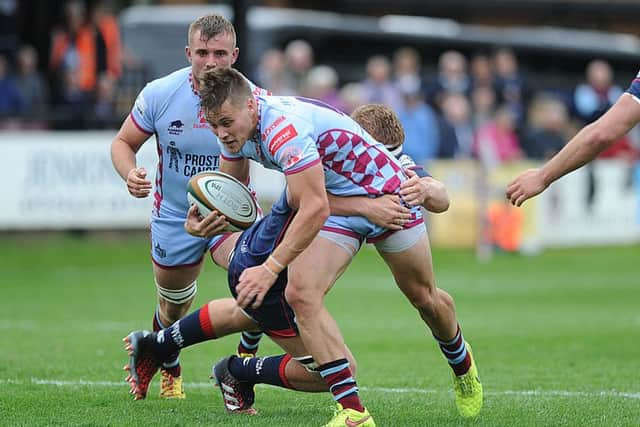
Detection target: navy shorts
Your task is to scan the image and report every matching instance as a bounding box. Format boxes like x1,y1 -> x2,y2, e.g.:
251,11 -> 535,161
227,191 -> 298,338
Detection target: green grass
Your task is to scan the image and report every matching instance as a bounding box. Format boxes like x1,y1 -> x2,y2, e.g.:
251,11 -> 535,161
1,234 -> 639,426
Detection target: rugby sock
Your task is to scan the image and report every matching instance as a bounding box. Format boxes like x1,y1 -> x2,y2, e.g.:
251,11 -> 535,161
319,359 -> 364,412
228,354 -> 295,389
152,304 -> 217,365
434,324 -> 471,376
152,307 -> 181,377
237,331 -> 263,356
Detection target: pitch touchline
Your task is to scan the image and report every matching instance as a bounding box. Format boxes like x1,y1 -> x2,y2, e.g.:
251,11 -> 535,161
1,378 -> 639,400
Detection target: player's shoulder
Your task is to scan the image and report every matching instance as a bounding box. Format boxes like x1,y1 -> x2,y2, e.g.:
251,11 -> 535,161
143,67 -> 191,98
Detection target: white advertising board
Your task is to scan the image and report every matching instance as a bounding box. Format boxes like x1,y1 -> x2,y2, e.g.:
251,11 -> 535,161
0,131 -> 284,229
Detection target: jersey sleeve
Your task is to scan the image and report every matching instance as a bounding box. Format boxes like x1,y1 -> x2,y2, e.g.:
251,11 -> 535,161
129,83 -> 157,135
626,70 -> 640,103
263,112 -> 319,175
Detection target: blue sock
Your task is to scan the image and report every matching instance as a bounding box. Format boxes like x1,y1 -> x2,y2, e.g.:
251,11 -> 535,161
152,304 -> 216,363
228,354 -> 294,389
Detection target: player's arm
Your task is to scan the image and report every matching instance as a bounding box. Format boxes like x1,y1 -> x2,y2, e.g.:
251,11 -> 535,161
327,193 -> 411,231
400,169 -> 450,213
111,115 -> 152,198
236,163 -> 329,309
507,93 -> 640,206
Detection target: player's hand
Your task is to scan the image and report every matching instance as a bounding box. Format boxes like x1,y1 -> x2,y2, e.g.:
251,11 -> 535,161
365,194 -> 412,230
126,167 -> 152,198
236,265 -> 278,309
184,204 -> 229,237
506,168 -> 547,207
399,168 -> 428,207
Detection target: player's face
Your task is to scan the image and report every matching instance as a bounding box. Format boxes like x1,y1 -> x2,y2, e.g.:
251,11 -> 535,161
208,97 -> 257,153
186,30 -> 239,83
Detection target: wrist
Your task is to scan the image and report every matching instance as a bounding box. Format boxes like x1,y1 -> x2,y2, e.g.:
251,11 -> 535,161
264,255 -> 285,276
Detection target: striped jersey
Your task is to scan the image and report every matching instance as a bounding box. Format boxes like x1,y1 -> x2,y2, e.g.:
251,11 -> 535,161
221,96 -> 407,197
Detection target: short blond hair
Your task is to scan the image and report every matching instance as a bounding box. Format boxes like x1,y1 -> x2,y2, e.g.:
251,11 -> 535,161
351,104 -> 405,150
188,14 -> 236,46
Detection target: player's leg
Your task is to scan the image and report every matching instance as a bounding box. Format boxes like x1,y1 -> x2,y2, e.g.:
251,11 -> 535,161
376,226 -> 482,418
150,215 -> 212,398
124,298 -> 257,400
285,233 -> 372,421
209,234 -> 264,358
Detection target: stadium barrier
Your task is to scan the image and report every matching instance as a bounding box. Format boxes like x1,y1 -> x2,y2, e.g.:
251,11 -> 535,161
0,132 -> 638,249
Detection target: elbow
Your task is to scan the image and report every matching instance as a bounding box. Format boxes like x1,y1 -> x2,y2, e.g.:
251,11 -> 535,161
586,123 -> 618,153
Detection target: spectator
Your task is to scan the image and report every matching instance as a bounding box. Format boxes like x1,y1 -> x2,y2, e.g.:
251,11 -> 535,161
470,85 -> 497,128
49,0 -> 100,100
473,104 -> 522,168
0,53 -> 24,119
91,0 -> 122,80
360,55 -> 401,109
573,59 -> 626,210
440,92 -> 475,159
282,39 -> 313,94
302,65 -> 345,111
470,52 -> 494,90
256,48 -> 293,95
392,46 -> 423,87
396,74 -> 440,165
15,45 -> 48,125
573,59 -> 623,123
338,82 -> 365,115
426,50 -> 471,108
521,95 -> 570,160
492,47 -> 527,126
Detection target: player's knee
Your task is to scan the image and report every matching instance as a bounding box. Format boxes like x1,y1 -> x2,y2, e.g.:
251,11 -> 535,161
405,286 -> 438,316
284,283 -> 317,313
156,280 -> 197,322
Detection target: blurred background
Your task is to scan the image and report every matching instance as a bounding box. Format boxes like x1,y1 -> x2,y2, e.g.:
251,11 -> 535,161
1,0 -> 640,256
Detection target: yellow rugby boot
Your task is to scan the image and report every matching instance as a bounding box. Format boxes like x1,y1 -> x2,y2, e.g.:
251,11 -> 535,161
452,342 -> 483,418
323,404 -> 376,427
159,369 -> 186,399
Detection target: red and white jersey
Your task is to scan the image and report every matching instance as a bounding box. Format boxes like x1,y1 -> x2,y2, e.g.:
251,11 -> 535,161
221,95 -> 407,197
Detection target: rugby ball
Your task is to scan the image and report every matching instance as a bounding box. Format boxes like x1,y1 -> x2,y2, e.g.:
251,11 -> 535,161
186,171 -> 258,231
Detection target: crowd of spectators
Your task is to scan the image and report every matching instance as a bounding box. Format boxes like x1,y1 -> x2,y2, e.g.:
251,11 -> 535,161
0,0 -> 141,130
1,2 -> 638,168
254,40 -> 639,167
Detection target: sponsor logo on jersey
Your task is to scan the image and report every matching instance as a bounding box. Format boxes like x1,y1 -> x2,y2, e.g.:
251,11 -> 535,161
168,119 -> 184,135
261,115 -> 286,140
194,107 -> 210,129
268,124 -> 298,155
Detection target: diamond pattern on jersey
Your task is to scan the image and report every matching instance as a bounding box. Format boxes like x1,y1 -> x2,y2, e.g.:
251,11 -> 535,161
318,130 -> 403,195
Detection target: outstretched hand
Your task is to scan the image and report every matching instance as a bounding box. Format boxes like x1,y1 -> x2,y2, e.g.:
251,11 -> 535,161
506,168 -> 547,207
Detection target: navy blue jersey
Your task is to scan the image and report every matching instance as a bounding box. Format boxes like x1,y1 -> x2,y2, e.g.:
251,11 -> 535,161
626,71 -> 640,101
227,191 -> 297,337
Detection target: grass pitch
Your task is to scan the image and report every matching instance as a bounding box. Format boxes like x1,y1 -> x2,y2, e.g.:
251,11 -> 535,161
1,234 -> 639,426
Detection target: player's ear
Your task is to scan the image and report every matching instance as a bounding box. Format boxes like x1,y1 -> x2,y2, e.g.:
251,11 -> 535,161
185,46 -> 192,63
231,47 -> 239,65
247,96 -> 256,113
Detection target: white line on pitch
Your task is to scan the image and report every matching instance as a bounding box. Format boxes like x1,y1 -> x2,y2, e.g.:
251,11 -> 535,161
1,378 -> 638,400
